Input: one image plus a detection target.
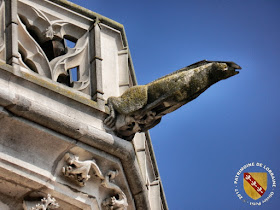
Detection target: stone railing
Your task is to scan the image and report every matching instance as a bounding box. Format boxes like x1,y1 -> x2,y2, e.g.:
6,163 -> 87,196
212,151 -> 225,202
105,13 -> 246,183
2,0 -> 137,111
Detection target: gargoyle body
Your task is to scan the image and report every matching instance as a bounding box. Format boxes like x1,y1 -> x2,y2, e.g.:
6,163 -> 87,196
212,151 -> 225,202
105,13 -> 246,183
104,60 -> 241,140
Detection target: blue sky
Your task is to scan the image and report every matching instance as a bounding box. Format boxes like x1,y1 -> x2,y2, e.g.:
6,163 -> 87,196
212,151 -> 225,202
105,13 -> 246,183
69,1 -> 280,209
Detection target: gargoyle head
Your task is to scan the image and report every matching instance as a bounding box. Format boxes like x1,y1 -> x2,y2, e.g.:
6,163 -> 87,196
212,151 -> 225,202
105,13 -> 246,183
209,61 -> 242,82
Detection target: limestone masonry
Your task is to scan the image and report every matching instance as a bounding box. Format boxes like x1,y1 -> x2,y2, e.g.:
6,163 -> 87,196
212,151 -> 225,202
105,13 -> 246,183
0,0 -> 241,209
0,0 -> 167,209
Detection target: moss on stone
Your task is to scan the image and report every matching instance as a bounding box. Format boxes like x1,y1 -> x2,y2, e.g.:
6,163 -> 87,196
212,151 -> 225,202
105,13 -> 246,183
111,85 -> 148,114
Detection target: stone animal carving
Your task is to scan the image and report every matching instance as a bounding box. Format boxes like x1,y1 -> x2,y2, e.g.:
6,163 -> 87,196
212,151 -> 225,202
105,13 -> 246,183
30,194 -> 59,210
62,153 -> 103,186
104,60 -> 241,140
102,170 -> 128,210
62,153 -> 128,209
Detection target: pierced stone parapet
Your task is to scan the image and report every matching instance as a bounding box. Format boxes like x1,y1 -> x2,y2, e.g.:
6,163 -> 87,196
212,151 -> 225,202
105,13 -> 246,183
17,4 -> 90,91
16,2 -> 92,94
30,194 -> 59,210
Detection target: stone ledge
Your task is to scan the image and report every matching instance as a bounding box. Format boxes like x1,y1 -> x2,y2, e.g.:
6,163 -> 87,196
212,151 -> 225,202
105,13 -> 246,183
0,62 -> 108,114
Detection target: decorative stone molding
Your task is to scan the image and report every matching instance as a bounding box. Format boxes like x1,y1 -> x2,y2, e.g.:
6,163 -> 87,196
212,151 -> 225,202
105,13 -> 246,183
17,2 -> 90,93
19,6 -> 69,43
62,153 -> 128,209
17,15 -> 52,78
30,194 -> 59,210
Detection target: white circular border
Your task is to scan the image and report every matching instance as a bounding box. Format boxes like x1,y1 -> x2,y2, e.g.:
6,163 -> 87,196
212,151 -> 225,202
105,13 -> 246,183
234,162 -> 277,206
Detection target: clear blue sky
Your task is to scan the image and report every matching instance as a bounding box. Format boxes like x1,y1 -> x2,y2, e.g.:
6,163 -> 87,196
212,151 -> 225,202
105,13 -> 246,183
70,1 -> 280,209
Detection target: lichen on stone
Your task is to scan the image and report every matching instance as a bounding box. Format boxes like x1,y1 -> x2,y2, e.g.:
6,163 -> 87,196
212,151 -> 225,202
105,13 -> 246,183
104,60 -> 241,140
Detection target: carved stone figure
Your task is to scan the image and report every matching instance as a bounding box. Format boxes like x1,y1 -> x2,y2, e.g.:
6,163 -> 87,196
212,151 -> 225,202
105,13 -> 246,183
102,170 -> 128,210
62,153 -> 104,186
62,153 -> 128,209
104,60 -> 241,140
30,194 -> 59,210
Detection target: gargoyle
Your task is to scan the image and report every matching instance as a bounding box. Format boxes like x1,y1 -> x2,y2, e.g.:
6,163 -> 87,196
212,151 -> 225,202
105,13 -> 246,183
104,60 -> 241,140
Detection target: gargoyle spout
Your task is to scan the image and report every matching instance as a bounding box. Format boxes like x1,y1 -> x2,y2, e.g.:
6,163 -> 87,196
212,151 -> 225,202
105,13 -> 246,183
104,60 -> 241,140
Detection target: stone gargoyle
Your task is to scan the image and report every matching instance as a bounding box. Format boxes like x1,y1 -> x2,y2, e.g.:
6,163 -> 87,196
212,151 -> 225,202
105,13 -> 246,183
104,60 -> 241,140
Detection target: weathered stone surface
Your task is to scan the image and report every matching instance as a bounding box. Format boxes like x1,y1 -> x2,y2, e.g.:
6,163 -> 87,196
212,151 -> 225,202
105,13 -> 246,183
105,60 -> 241,140
2,0 -> 248,209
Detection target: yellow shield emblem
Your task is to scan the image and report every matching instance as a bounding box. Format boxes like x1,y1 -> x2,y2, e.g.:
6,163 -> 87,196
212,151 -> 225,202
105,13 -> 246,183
243,172 -> 267,200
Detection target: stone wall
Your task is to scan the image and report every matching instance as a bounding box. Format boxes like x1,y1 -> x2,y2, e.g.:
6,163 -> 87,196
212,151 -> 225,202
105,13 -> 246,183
0,0 -> 167,209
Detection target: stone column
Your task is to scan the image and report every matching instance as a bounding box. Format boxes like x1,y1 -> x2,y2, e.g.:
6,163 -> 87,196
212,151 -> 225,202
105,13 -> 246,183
5,0 -> 19,68
89,19 -> 105,111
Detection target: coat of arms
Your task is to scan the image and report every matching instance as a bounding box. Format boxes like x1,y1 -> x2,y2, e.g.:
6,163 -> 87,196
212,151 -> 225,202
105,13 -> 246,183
243,172 -> 267,200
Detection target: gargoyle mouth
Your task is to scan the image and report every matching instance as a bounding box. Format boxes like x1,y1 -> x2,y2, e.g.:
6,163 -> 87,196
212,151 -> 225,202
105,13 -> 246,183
226,62 -> 242,71
217,61 -> 241,76
212,61 -> 241,73
223,62 -> 241,75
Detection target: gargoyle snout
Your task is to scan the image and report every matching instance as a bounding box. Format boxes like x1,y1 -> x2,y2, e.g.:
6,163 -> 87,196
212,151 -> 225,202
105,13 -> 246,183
225,62 -> 242,71
219,62 -> 242,77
